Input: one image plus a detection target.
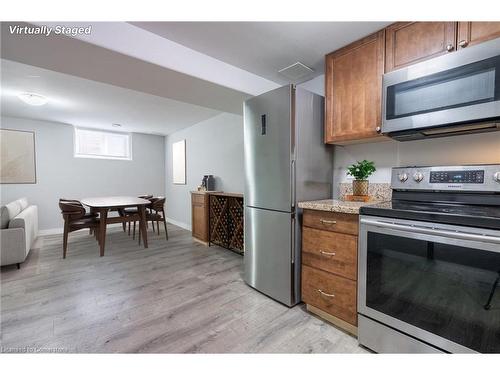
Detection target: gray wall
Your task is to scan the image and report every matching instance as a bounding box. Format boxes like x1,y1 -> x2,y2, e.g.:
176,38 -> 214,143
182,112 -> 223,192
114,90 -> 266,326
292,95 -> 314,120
165,113 -> 244,229
1,116 -> 166,230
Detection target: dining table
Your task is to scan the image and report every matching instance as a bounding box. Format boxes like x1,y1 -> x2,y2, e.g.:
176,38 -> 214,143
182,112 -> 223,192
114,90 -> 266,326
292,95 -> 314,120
80,196 -> 151,256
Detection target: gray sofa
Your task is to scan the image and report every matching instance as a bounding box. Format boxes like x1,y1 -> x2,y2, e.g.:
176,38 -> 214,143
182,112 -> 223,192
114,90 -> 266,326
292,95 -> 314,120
0,198 -> 38,268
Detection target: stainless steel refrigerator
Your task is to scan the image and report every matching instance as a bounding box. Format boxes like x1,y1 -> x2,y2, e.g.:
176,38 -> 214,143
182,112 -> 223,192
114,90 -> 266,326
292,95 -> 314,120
243,84 -> 333,307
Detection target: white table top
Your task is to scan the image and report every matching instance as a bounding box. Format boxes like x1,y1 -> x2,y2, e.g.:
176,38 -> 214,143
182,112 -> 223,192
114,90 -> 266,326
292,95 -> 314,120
80,196 -> 151,208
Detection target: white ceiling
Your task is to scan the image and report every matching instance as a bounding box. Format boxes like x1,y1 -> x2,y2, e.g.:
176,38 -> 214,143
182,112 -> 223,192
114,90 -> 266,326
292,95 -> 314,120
1,59 -> 221,135
131,22 -> 391,84
1,21 -> 391,135
1,22 -> 252,115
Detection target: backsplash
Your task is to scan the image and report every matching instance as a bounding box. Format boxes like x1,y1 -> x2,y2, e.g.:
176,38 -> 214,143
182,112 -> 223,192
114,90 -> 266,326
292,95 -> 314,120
338,182 -> 392,202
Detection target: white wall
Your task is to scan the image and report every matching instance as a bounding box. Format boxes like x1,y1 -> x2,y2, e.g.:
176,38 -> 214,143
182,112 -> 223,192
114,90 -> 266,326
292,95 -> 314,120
333,132 -> 500,196
165,113 -> 244,229
1,116 -> 166,230
298,74 -> 325,96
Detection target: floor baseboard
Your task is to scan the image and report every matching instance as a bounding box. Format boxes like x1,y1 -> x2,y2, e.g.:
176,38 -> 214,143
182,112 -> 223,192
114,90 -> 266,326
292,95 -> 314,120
165,217 -> 190,231
39,223 -> 123,236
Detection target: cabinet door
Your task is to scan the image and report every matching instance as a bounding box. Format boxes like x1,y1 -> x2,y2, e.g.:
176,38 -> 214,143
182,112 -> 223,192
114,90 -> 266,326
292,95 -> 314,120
457,22 -> 500,49
191,195 -> 208,242
325,30 -> 385,144
385,22 -> 457,72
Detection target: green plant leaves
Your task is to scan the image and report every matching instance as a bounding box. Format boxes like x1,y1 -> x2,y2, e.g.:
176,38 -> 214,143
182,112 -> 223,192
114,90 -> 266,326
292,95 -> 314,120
346,159 -> 376,180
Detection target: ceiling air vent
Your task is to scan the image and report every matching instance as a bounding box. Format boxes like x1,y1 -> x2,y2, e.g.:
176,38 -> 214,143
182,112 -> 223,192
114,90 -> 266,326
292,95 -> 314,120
278,62 -> 314,81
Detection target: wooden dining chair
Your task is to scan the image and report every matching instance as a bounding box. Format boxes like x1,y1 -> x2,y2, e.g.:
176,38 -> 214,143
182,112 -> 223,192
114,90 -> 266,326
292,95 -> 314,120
124,195 -> 153,236
59,199 -> 100,258
135,197 -> 168,243
60,198 -> 98,235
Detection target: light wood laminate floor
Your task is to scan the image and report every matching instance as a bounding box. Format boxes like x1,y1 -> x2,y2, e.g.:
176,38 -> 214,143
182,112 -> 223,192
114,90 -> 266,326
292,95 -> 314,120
0,224 -> 366,353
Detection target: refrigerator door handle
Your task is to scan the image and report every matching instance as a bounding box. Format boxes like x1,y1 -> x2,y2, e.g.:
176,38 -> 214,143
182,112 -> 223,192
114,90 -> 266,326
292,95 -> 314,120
291,159 -> 296,208
291,213 -> 295,264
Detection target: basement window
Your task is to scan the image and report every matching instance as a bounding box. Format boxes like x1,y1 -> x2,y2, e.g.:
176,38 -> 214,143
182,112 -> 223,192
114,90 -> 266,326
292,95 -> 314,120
74,127 -> 132,160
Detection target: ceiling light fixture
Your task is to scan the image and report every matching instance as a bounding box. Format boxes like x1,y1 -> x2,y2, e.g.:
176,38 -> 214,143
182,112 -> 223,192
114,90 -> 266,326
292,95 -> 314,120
112,123 -> 122,128
17,92 -> 48,106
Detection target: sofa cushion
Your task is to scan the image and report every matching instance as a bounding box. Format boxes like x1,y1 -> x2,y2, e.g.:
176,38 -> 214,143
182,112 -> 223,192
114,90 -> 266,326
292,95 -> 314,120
0,206 -> 9,229
18,197 -> 29,211
9,205 -> 38,254
5,200 -> 22,222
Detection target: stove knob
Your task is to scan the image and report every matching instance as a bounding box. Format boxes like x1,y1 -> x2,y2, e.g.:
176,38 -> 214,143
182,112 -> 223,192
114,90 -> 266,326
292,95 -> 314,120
398,173 -> 408,182
494,172 -> 500,183
413,172 -> 424,182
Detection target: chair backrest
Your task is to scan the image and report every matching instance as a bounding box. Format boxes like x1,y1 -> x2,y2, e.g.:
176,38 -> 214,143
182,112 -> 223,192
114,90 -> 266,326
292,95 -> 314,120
59,199 -> 85,221
150,197 -> 166,211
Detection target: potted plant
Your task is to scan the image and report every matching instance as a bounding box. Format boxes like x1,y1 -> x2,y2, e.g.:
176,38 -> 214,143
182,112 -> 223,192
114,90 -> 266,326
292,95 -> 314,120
346,160 -> 376,196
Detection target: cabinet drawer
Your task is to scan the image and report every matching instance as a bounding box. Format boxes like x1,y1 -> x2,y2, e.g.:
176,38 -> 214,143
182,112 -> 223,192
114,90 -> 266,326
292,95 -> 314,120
302,227 -> 357,280
302,265 -> 357,326
192,193 -> 207,205
302,209 -> 358,235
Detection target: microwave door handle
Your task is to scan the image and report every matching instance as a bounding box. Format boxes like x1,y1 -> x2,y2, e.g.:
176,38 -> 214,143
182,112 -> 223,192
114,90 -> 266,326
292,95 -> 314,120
360,218 -> 500,246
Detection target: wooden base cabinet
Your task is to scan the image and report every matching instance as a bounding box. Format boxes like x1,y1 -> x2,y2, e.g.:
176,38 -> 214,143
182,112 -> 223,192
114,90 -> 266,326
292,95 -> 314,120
301,209 -> 359,335
191,192 -> 209,244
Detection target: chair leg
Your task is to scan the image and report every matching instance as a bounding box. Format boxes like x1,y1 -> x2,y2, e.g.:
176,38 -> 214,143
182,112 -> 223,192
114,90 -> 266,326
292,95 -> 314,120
152,219 -> 155,233
157,219 -> 160,236
128,221 -> 131,236
63,223 -> 69,259
138,222 -> 141,245
118,209 -> 126,232
163,210 -> 168,240
16,263 -> 20,270
89,228 -> 93,235
133,221 -> 136,240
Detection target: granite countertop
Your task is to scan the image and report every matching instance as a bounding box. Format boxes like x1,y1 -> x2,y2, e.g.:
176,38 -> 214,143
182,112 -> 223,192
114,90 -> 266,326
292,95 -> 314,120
298,199 -> 377,214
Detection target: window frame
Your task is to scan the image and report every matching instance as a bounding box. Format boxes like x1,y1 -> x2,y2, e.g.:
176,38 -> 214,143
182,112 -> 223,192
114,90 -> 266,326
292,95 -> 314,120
73,127 -> 132,161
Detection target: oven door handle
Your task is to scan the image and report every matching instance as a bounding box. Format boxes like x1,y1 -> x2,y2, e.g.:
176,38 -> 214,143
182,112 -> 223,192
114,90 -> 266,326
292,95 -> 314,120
360,218 -> 500,245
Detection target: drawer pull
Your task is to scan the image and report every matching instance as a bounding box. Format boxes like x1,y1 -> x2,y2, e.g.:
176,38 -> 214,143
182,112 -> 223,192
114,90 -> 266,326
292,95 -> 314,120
320,219 -> 337,225
317,289 -> 335,298
319,250 -> 336,257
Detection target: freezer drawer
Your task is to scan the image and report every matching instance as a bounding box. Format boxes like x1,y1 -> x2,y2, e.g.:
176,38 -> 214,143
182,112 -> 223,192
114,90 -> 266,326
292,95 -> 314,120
244,206 -> 297,306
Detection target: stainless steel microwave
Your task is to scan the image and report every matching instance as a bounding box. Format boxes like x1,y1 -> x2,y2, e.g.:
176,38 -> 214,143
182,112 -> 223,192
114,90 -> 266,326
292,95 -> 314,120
382,37 -> 500,141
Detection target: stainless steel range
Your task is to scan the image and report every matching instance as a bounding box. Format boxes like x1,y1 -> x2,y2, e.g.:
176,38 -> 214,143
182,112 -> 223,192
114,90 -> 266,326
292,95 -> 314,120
358,164 -> 500,353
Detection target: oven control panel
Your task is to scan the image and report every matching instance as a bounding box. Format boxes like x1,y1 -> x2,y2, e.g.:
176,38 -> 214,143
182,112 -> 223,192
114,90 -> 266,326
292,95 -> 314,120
391,164 -> 500,192
429,170 -> 484,184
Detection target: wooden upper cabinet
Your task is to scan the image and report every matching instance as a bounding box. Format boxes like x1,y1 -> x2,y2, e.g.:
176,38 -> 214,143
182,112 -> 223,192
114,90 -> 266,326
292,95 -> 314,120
457,22 -> 500,49
324,30 -> 385,144
385,22 -> 457,72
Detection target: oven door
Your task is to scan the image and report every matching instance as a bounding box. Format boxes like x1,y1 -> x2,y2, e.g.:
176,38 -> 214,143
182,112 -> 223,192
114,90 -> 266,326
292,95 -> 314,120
382,37 -> 500,134
358,215 -> 500,353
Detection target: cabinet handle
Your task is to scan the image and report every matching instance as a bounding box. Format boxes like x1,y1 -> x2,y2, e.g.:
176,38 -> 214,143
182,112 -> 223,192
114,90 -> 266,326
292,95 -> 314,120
320,219 -> 337,225
375,126 -> 381,133
458,39 -> 468,48
319,250 -> 336,256
446,44 -> 454,52
318,289 -> 335,298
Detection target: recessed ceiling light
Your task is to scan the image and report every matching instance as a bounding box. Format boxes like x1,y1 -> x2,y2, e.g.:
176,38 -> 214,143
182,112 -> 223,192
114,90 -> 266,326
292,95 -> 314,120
112,123 -> 122,128
17,92 -> 48,106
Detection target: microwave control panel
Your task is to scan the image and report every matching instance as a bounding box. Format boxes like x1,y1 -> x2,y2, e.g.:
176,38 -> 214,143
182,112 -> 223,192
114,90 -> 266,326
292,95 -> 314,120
429,170 -> 484,184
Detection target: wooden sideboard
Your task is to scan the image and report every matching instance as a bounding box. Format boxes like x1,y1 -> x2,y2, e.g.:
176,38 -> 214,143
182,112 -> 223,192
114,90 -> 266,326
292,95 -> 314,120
191,191 -> 244,254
